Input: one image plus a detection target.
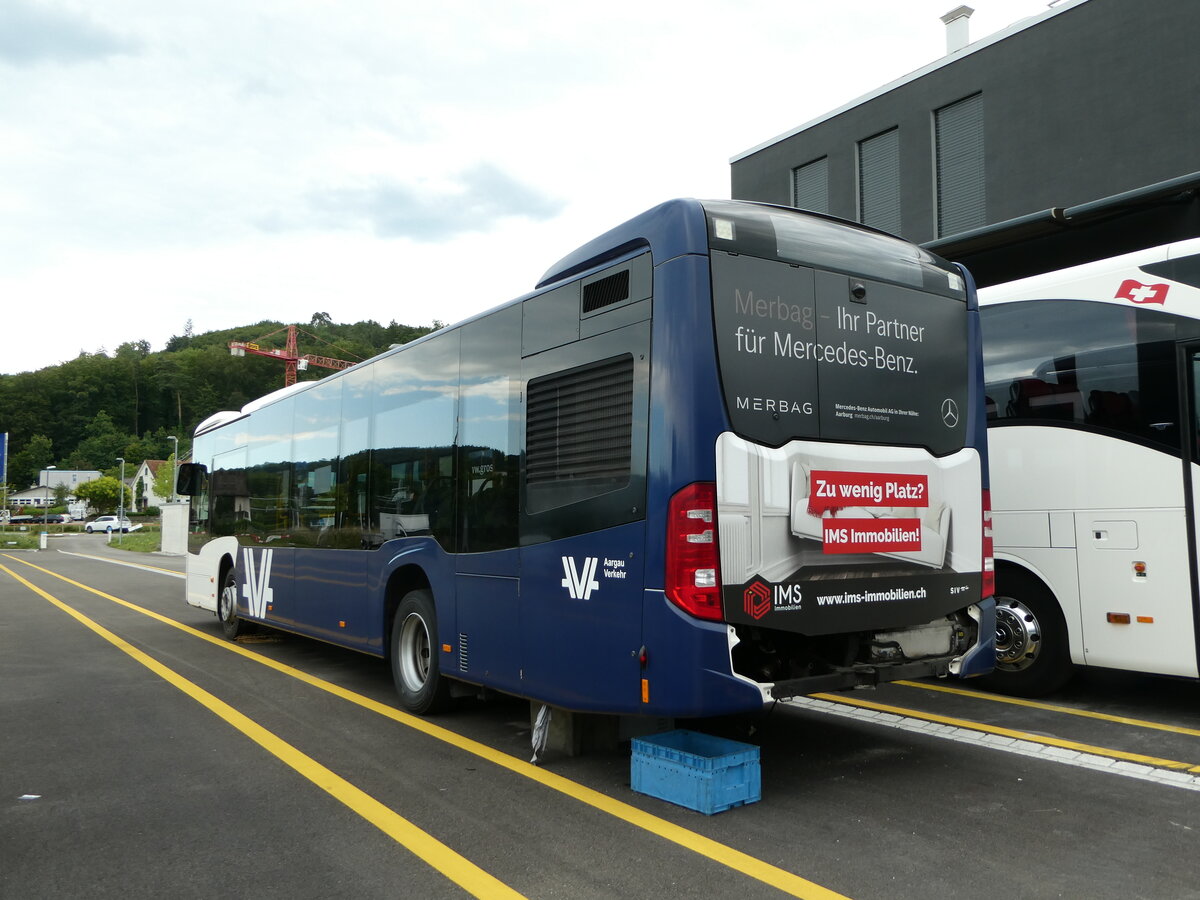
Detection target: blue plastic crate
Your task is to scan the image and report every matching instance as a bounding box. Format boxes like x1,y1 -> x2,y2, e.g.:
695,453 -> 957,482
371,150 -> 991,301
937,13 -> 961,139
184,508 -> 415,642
630,729 -> 761,815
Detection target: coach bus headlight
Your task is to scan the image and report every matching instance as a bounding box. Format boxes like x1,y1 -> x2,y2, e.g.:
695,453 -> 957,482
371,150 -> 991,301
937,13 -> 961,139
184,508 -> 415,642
665,483 -> 724,622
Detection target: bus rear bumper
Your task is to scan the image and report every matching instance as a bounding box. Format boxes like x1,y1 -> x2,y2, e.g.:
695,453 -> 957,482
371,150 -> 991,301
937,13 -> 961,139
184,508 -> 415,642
950,596 -> 996,678
766,656 -> 960,700
760,596 -> 997,699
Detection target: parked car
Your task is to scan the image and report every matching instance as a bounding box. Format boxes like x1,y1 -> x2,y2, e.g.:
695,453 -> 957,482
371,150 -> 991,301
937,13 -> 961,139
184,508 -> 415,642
85,516 -> 140,534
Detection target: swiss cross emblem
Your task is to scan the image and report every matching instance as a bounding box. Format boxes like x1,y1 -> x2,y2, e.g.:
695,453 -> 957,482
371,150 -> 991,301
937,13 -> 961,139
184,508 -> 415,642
1115,279 -> 1169,305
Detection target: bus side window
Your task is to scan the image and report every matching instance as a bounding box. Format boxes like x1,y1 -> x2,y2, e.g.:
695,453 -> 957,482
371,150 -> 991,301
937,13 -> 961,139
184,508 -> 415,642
982,300 -> 1181,452
459,308 -> 521,553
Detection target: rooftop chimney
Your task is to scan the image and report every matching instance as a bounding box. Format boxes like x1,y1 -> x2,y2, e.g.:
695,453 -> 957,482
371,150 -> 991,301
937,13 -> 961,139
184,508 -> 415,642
941,5 -> 975,55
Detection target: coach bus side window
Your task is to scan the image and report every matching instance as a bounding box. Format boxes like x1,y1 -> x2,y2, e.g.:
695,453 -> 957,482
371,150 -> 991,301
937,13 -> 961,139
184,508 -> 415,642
982,300 -> 1180,452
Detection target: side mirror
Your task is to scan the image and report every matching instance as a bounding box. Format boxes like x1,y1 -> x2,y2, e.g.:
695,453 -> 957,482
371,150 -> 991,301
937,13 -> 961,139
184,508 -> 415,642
176,462 -> 207,497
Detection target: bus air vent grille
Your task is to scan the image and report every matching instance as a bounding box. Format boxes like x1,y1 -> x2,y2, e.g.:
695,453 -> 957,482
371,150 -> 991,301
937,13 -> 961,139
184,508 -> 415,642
458,633 -> 469,671
582,269 -> 630,313
526,355 -> 634,491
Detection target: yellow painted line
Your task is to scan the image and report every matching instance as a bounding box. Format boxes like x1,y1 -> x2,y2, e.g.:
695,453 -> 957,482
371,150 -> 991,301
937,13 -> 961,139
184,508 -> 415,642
808,691 -> 1200,774
4,553 -> 849,900
55,549 -> 185,578
892,679 -> 1200,738
0,562 -> 523,900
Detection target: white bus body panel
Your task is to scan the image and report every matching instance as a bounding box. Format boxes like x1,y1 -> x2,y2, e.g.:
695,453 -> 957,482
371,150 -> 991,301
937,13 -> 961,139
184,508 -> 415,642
981,236 -> 1200,312
989,427 -> 1197,678
185,536 -> 239,612
992,547 -> 1085,667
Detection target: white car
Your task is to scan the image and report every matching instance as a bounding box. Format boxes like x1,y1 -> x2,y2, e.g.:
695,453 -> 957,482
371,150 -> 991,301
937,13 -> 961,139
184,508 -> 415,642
85,516 -> 140,534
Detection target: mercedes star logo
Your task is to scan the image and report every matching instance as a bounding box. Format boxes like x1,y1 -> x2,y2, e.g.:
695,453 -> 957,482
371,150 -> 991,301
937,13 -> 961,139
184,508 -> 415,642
941,398 -> 960,428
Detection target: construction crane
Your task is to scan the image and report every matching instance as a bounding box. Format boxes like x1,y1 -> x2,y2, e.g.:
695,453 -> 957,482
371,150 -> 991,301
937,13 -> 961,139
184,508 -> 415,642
229,324 -> 359,386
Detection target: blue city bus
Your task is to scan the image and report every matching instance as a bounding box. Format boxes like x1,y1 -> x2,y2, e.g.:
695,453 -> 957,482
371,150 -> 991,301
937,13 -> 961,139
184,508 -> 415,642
176,199 -> 995,717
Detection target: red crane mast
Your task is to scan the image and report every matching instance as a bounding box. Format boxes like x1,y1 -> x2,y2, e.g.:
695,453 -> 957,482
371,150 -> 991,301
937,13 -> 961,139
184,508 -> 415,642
229,324 -> 357,386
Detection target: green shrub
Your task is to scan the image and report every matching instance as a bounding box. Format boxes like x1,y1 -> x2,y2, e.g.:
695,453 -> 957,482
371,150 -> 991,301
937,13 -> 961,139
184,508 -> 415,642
0,533 -> 41,549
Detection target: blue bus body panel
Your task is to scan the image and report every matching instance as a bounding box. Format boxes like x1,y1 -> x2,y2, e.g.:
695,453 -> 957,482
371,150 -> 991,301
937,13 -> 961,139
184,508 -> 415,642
641,593 -> 764,717
959,263 -> 991,487
235,538 -> 457,658
376,539 -> 458,652
538,199 -> 710,288
958,596 -> 996,676
455,547 -> 522,695
643,253 -> 731,589
293,547 -> 369,645
518,523 -> 648,712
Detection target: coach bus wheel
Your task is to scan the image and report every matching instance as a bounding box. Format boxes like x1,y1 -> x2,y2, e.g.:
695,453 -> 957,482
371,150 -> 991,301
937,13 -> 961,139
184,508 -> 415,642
978,570 -> 1073,697
218,567 -> 247,640
391,590 -> 451,715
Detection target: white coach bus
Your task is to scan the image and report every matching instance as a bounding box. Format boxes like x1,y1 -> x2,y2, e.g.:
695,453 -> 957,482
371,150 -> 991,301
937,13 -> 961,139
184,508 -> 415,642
978,238 -> 1200,694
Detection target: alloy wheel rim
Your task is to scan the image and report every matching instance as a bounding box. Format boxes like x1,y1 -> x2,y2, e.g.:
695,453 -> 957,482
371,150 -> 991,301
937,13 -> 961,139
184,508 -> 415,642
994,597 -> 1041,672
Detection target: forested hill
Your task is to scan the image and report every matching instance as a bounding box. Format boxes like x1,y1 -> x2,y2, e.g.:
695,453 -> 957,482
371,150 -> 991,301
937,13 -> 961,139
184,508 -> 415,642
0,316 -> 436,490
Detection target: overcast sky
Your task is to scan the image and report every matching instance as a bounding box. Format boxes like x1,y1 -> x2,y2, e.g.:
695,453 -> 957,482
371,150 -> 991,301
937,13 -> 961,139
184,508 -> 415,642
0,0 -> 1054,375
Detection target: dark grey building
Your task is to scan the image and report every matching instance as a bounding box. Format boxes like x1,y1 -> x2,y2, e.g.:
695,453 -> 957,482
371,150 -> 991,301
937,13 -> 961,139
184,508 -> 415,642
730,0 -> 1200,283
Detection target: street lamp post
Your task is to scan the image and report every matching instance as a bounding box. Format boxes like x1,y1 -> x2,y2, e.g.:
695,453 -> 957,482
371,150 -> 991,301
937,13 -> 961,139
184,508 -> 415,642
167,435 -> 178,504
45,465 -> 57,530
116,457 -> 125,544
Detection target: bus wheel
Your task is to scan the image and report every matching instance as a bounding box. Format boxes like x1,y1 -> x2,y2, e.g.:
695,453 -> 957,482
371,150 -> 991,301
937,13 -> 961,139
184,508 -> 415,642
979,570 -> 1073,697
218,567 -> 247,640
391,590 -> 451,715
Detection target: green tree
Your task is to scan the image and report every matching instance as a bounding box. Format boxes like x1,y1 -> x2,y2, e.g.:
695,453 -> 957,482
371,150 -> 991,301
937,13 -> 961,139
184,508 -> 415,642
67,411 -> 135,471
153,454 -> 178,502
0,315 -> 432,485
7,434 -> 54,488
75,476 -> 130,515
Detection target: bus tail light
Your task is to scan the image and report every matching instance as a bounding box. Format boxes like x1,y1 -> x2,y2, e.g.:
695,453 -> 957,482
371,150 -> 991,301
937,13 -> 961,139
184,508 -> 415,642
665,482 -> 724,621
982,489 -> 995,599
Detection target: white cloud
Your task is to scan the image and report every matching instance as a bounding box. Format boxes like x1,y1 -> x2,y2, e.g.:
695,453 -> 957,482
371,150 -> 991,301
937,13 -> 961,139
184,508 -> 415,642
0,0 -> 1054,374
306,163 -> 564,240
0,0 -> 139,65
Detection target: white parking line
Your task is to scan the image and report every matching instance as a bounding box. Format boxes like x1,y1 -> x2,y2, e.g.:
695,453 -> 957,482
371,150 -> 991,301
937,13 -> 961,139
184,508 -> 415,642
55,550 -> 185,579
788,695 -> 1200,793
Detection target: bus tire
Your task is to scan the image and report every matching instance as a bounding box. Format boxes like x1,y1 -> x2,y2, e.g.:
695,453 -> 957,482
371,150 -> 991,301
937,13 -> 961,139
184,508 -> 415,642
978,569 -> 1073,697
391,589 -> 451,715
218,566 -> 247,640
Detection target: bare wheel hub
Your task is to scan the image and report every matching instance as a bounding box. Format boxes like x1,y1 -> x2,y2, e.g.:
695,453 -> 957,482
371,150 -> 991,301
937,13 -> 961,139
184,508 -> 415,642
219,581 -> 236,621
398,612 -> 432,692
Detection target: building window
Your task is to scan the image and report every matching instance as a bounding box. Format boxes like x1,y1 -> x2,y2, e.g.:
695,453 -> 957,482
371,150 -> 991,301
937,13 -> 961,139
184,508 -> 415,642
791,157 -> 828,213
935,93 -> 985,237
858,128 -> 901,234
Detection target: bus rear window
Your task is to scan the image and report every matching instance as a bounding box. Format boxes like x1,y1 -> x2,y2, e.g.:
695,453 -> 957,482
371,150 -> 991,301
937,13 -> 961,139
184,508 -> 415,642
711,251 -> 970,456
